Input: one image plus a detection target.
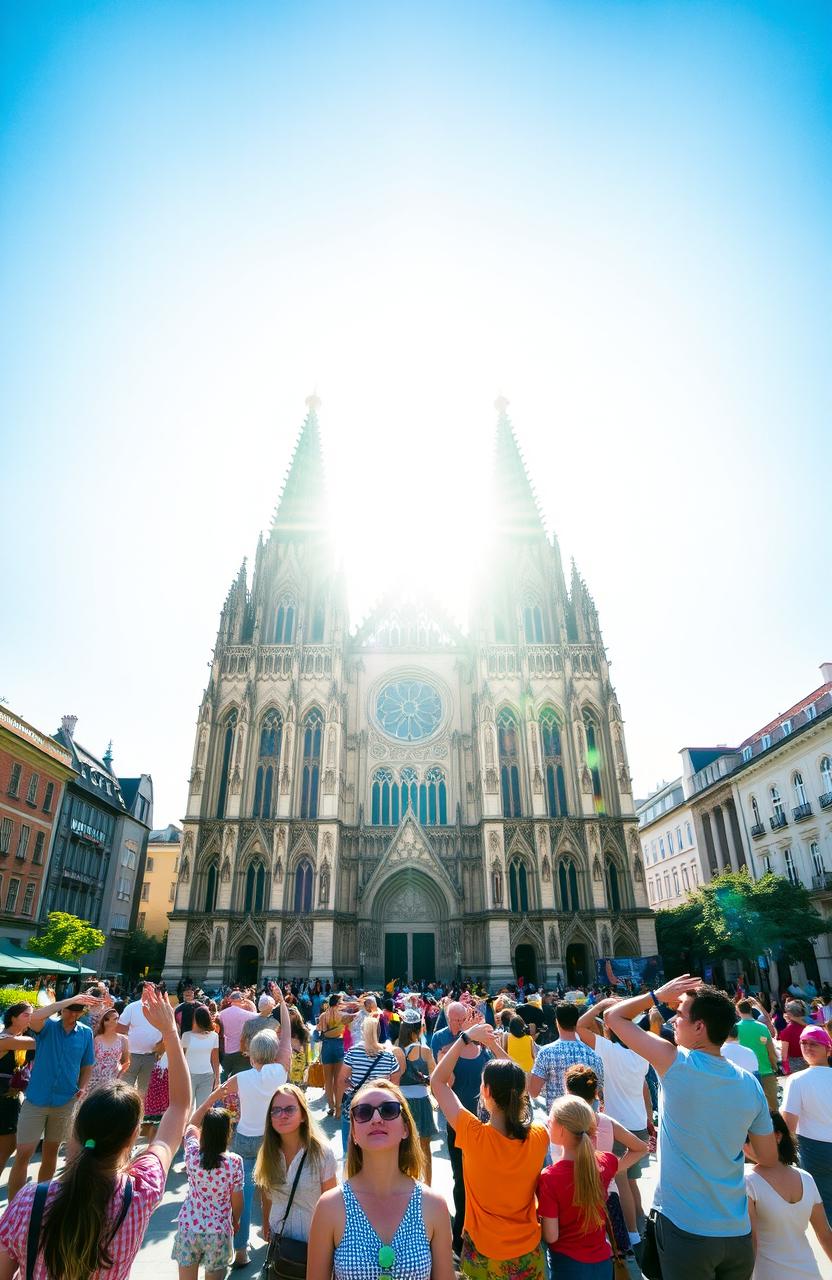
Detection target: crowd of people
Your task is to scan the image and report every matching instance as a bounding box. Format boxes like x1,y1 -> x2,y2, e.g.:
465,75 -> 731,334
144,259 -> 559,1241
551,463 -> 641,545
0,970 -> 827,1278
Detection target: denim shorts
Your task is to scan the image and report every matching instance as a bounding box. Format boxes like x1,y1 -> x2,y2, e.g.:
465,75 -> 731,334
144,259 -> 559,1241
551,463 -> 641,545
320,1036 -> 344,1065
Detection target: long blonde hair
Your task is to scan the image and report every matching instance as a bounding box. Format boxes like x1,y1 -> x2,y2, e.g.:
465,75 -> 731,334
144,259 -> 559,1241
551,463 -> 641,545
346,1079 -> 424,1181
362,1013 -> 384,1056
548,1095 -> 605,1230
254,1084 -> 328,1190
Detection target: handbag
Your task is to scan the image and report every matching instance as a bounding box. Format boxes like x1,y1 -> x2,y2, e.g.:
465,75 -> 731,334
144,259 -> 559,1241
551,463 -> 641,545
305,1058 -> 325,1089
640,1211 -> 663,1280
341,1053 -> 382,1116
263,1150 -> 308,1280
602,1203 -> 630,1280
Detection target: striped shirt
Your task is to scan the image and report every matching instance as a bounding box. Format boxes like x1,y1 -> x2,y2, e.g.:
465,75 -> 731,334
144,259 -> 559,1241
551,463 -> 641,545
0,1151 -> 166,1279
340,1046 -> 399,1118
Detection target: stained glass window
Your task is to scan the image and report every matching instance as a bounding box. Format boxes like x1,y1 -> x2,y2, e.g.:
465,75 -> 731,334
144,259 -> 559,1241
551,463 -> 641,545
376,680 -> 442,742
498,709 -> 522,817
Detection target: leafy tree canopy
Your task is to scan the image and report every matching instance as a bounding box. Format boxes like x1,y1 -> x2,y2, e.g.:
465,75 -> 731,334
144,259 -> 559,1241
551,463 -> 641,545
121,930 -> 166,981
27,912 -> 105,964
655,870 -> 831,971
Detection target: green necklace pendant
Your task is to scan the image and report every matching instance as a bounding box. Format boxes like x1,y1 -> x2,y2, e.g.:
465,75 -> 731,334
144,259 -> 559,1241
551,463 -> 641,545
378,1245 -> 396,1272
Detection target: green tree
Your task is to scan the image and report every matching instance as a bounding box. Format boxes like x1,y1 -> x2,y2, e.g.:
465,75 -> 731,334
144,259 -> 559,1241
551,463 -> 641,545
28,912 -> 105,965
655,870 -> 831,974
121,930 -> 167,982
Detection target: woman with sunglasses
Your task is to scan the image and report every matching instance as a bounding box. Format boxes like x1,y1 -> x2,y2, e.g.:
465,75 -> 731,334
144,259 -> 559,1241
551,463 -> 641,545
431,1022 -> 549,1280
307,1080 -> 453,1280
255,1084 -> 337,1255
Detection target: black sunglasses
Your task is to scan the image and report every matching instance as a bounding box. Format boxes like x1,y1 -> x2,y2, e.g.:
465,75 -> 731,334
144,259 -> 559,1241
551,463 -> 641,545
351,1100 -> 403,1124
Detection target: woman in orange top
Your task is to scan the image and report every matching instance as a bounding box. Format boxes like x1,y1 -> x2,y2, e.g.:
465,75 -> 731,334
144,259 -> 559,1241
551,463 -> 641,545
431,1022 -> 548,1280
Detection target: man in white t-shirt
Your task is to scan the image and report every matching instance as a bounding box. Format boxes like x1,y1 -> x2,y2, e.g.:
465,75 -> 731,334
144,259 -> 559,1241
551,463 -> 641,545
781,1026 -> 832,1220
577,996 -> 652,1243
117,981 -> 161,1098
721,1026 -> 759,1075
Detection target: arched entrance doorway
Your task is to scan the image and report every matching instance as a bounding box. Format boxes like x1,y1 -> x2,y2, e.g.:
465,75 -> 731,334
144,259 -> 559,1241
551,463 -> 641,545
514,944 -> 538,986
236,944 -> 259,986
186,941 -> 209,984
367,869 -> 451,986
566,942 -> 589,987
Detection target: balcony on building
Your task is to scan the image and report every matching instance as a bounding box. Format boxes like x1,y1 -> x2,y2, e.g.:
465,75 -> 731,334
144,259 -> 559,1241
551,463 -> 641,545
792,802 -> 813,822
750,823 -> 766,839
820,792 -> 832,811
770,812 -> 788,831
812,871 -> 832,892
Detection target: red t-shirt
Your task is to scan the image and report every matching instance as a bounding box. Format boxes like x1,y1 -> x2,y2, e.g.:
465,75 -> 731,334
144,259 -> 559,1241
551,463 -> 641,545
780,1022 -> 804,1058
537,1151 -> 618,1263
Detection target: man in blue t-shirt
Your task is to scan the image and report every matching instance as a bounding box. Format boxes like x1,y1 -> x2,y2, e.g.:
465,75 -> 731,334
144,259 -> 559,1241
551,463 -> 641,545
7,990 -> 100,1203
608,977 -> 776,1280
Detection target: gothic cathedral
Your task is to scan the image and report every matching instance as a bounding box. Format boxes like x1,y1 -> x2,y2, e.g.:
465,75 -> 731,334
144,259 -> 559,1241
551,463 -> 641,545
163,397 -> 657,989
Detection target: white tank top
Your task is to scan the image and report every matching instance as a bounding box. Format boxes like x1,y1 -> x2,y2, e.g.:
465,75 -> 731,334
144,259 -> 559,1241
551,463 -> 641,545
235,1062 -> 288,1136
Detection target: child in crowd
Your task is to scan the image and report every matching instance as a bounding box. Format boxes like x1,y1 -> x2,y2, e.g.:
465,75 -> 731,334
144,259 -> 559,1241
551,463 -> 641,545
172,1097 -> 244,1280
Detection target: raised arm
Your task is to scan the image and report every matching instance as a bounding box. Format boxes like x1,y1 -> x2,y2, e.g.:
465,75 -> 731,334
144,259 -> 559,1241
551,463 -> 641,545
269,982 -> 293,1075
140,985 -> 192,1174
605,976 -> 697,1076
577,998 -> 615,1049
29,992 -> 102,1033
0,1035 -> 36,1053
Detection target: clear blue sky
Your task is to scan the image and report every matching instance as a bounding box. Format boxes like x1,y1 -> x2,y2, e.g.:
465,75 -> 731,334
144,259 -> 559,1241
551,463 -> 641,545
2,1 -> 830,824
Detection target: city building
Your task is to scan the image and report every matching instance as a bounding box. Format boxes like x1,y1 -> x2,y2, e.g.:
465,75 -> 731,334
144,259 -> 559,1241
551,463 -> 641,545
164,397 -> 655,989
730,665 -> 832,985
43,718 -> 152,973
0,706 -> 76,944
138,824 -> 182,938
637,778 -> 702,909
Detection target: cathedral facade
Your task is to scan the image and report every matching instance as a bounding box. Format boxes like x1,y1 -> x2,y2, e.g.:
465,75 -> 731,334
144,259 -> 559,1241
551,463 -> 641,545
163,397 -> 657,989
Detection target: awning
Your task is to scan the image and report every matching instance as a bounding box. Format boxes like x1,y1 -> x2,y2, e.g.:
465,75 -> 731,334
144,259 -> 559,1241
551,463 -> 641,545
0,939 -> 96,976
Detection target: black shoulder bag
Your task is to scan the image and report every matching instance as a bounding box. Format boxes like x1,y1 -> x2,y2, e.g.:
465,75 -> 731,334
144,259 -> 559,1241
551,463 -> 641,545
263,1149 -> 308,1280
26,1177 -> 133,1280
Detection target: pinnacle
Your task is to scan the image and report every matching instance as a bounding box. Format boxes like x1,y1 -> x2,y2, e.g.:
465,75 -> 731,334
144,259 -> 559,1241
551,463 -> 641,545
493,401 -> 546,540
271,399 -> 328,539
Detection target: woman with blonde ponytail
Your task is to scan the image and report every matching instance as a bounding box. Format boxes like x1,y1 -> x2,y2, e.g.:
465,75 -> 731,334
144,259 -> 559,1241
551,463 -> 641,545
538,1096 -> 639,1277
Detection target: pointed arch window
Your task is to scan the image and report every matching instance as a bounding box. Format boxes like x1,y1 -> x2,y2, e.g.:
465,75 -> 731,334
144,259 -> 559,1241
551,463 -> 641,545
508,858 -> 529,913
244,861 -> 266,913
605,855 -> 622,912
294,859 -> 313,914
422,767 -> 448,825
372,768 -> 397,826
203,861 -> 218,913
558,860 -> 580,912
523,603 -> 545,643
540,707 -> 568,817
253,710 -> 282,818
216,710 -> 237,818
300,709 -> 323,819
498,709 -> 522,818
273,596 -> 296,645
583,711 -> 605,815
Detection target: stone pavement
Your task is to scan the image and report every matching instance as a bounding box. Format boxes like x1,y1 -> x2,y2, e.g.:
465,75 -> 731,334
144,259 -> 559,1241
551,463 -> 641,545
0,1088 -> 829,1276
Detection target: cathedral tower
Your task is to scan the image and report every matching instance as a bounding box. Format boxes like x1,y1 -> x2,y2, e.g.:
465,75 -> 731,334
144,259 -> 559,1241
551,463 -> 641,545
164,397 -> 655,988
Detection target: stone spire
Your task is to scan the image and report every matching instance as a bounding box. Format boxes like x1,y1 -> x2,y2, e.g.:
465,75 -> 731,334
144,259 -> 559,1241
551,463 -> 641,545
492,395 -> 546,540
271,395 -> 328,540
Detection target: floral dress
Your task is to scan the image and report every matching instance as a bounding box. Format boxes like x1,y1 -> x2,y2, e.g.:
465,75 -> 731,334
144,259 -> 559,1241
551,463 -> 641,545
90,1035 -> 127,1088
172,1133 -> 244,1270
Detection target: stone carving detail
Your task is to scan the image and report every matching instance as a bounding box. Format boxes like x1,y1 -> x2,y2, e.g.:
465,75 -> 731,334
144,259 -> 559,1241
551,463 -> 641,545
589,825 -> 600,854
358,923 -> 380,956
369,730 -> 448,761
388,825 -> 430,867
628,829 -> 640,856
533,767 -> 544,795
491,860 -> 503,906
581,765 -> 593,795
618,764 -> 631,793
386,885 -> 432,921
212,928 -> 224,961
273,856 -> 283,882
180,857 -> 190,883
190,768 -> 202,794
183,831 -> 194,857
593,856 -> 602,882
322,832 -> 333,858
224,827 -> 235,856
633,856 -> 644,883
601,926 -> 611,956
230,765 -> 242,795
548,924 -> 559,958
542,854 -> 551,883
197,727 -> 207,766
275,826 -> 286,856
319,859 -> 330,906
488,831 -> 501,855
267,927 -> 278,962
220,857 -> 231,883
